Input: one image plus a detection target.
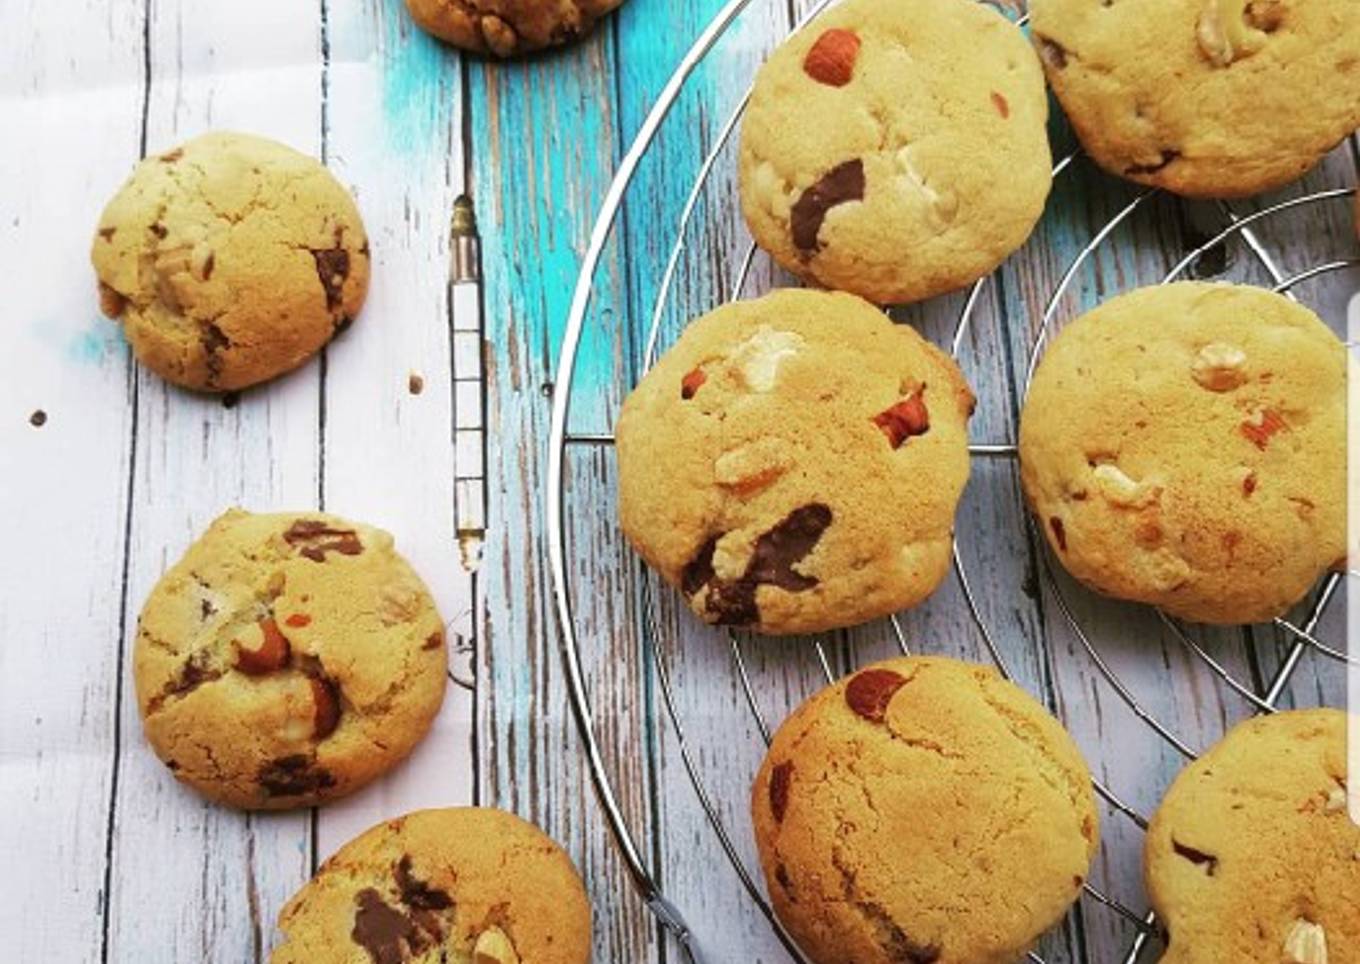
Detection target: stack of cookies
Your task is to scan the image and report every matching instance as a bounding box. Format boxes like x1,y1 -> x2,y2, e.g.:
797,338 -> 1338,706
612,0 -> 1358,960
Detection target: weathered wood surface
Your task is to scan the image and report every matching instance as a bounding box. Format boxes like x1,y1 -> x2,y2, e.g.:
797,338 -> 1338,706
0,0 -> 1355,961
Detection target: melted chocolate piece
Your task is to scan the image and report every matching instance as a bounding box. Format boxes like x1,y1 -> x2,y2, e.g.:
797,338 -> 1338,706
312,247 -> 350,311
791,159 -> 865,252
351,889 -> 416,964
1049,516 -> 1068,552
1172,839 -> 1218,875
310,676 -> 342,740
283,519 -> 364,562
257,754 -> 336,797
201,321 -> 229,383
681,536 -> 719,597
769,761 -> 794,823
845,668 -> 909,724
394,855 -> 453,911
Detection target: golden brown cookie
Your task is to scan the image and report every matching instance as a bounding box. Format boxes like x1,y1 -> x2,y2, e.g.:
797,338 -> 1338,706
133,509 -> 447,810
753,656 -> 1099,964
739,0 -> 1052,304
92,132 -> 369,392
1145,709 -> 1360,963
272,808 -> 592,963
1019,282 -> 1348,625
403,0 -> 626,56
1030,0 -> 1360,198
616,289 -> 975,636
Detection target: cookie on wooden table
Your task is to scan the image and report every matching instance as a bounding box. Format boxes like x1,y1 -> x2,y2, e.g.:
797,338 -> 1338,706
616,288 -> 975,636
272,807 -> 592,964
1145,708 -> 1359,963
752,656 -> 1099,964
404,0 -> 626,57
133,509 -> 447,810
738,0 -> 1052,305
92,131 -> 369,392
1029,0 -> 1360,198
1019,282 -> 1348,625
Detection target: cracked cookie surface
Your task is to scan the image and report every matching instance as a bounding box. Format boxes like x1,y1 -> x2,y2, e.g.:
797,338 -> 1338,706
1145,709 -> 1360,963
403,0 -> 627,56
272,808 -> 591,964
738,0 -> 1051,305
1030,0 -> 1360,198
1019,282 -> 1348,625
752,656 -> 1099,964
133,509 -> 446,810
92,131 -> 369,392
616,289 -> 975,636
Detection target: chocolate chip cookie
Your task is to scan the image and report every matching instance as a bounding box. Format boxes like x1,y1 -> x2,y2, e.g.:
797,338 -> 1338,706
403,0 -> 627,56
738,0 -> 1052,305
272,807 -> 592,964
1030,0 -> 1360,198
92,132 -> 369,392
1145,709 -> 1359,963
1019,282 -> 1348,625
616,288 -> 975,636
753,656 -> 1099,964
133,509 -> 447,810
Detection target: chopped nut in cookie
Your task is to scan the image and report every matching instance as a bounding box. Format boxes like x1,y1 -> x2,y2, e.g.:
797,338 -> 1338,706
714,437 -> 793,495
680,366 -> 707,400
1284,918 -> 1328,964
729,326 -> 805,392
873,390 -> 930,448
1197,0 -> 1272,66
1240,407 -> 1287,449
1191,342 -> 1248,391
1091,463 -> 1161,508
803,28 -> 861,87
473,925 -> 521,964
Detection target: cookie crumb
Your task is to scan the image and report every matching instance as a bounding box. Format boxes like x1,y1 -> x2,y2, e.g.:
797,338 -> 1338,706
28,409 -> 47,428
408,372 -> 425,395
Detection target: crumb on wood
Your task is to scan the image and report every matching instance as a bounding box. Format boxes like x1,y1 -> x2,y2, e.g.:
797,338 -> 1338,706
409,372 -> 425,395
29,409 -> 47,428
222,392 -> 240,409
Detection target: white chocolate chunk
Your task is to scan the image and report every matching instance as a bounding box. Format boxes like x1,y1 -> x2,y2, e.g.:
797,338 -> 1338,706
729,326 -> 804,392
1284,919 -> 1327,964
1191,342 -> 1247,391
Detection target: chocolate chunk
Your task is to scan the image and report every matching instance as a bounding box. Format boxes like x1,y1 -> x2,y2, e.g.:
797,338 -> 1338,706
312,247 -> 350,311
202,252 -> 215,280
1049,516 -> 1068,552
845,668 -> 909,723
873,391 -> 930,449
234,618 -> 291,675
310,676 -> 342,740
681,535 -> 720,597
746,504 -> 833,592
150,222 -> 167,239
351,889 -> 416,964
862,900 -> 940,964
423,631 -> 443,651
98,227 -> 116,241
199,598 -> 216,620
200,321 -> 229,384
686,504 -> 833,627
790,159 -> 865,252
258,754 -> 336,797
769,761 -> 794,823
159,148 -> 183,163
775,863 -> 795,898
284,520 -> 364,562
1172,839 -> 1218,875
1125,150 -> 1181,176
151,650 -> 222,711
394,855 -> 453,911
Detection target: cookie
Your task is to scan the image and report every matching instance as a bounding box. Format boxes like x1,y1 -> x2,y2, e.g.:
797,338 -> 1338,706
133,509 -> 446,809
1030,0 -> 1360,198
92,132 -> 369,392
752,656 -> 1099,964
272,807 -> 592,964
1019,282 -> 1348,625
616,289 -> 975,636
738,0 -> 1052,305
1145,709 -> 1359,963
404,0 -> 626,56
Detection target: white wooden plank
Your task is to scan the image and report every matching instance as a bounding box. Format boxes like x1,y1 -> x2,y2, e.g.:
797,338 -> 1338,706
101,3 -> 325,961
0,3 -> 145,961
314,0 -> 476,860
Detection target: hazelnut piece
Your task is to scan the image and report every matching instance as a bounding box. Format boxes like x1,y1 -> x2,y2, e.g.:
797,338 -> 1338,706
235,618 -> 291,675
803,28 -> 861,87
1192,342 -> 1247,391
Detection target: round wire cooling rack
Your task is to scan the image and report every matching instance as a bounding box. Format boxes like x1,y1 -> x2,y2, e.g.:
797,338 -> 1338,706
546,2 -> 1360,961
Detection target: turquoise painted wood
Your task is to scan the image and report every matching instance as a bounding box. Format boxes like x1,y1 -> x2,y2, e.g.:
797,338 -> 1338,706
0,0 -> 1355,961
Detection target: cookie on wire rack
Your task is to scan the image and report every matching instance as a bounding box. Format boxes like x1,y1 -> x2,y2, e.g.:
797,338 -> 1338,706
1019,281 -> 1349,625
616,288 -> 975,636
752,655 -> 1099,964
133,509 -> 447,810
1029,0 -> 1360,198
272,807 -> 592,964
1145,708 -> 1359,963
738,0 -> 1052,305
